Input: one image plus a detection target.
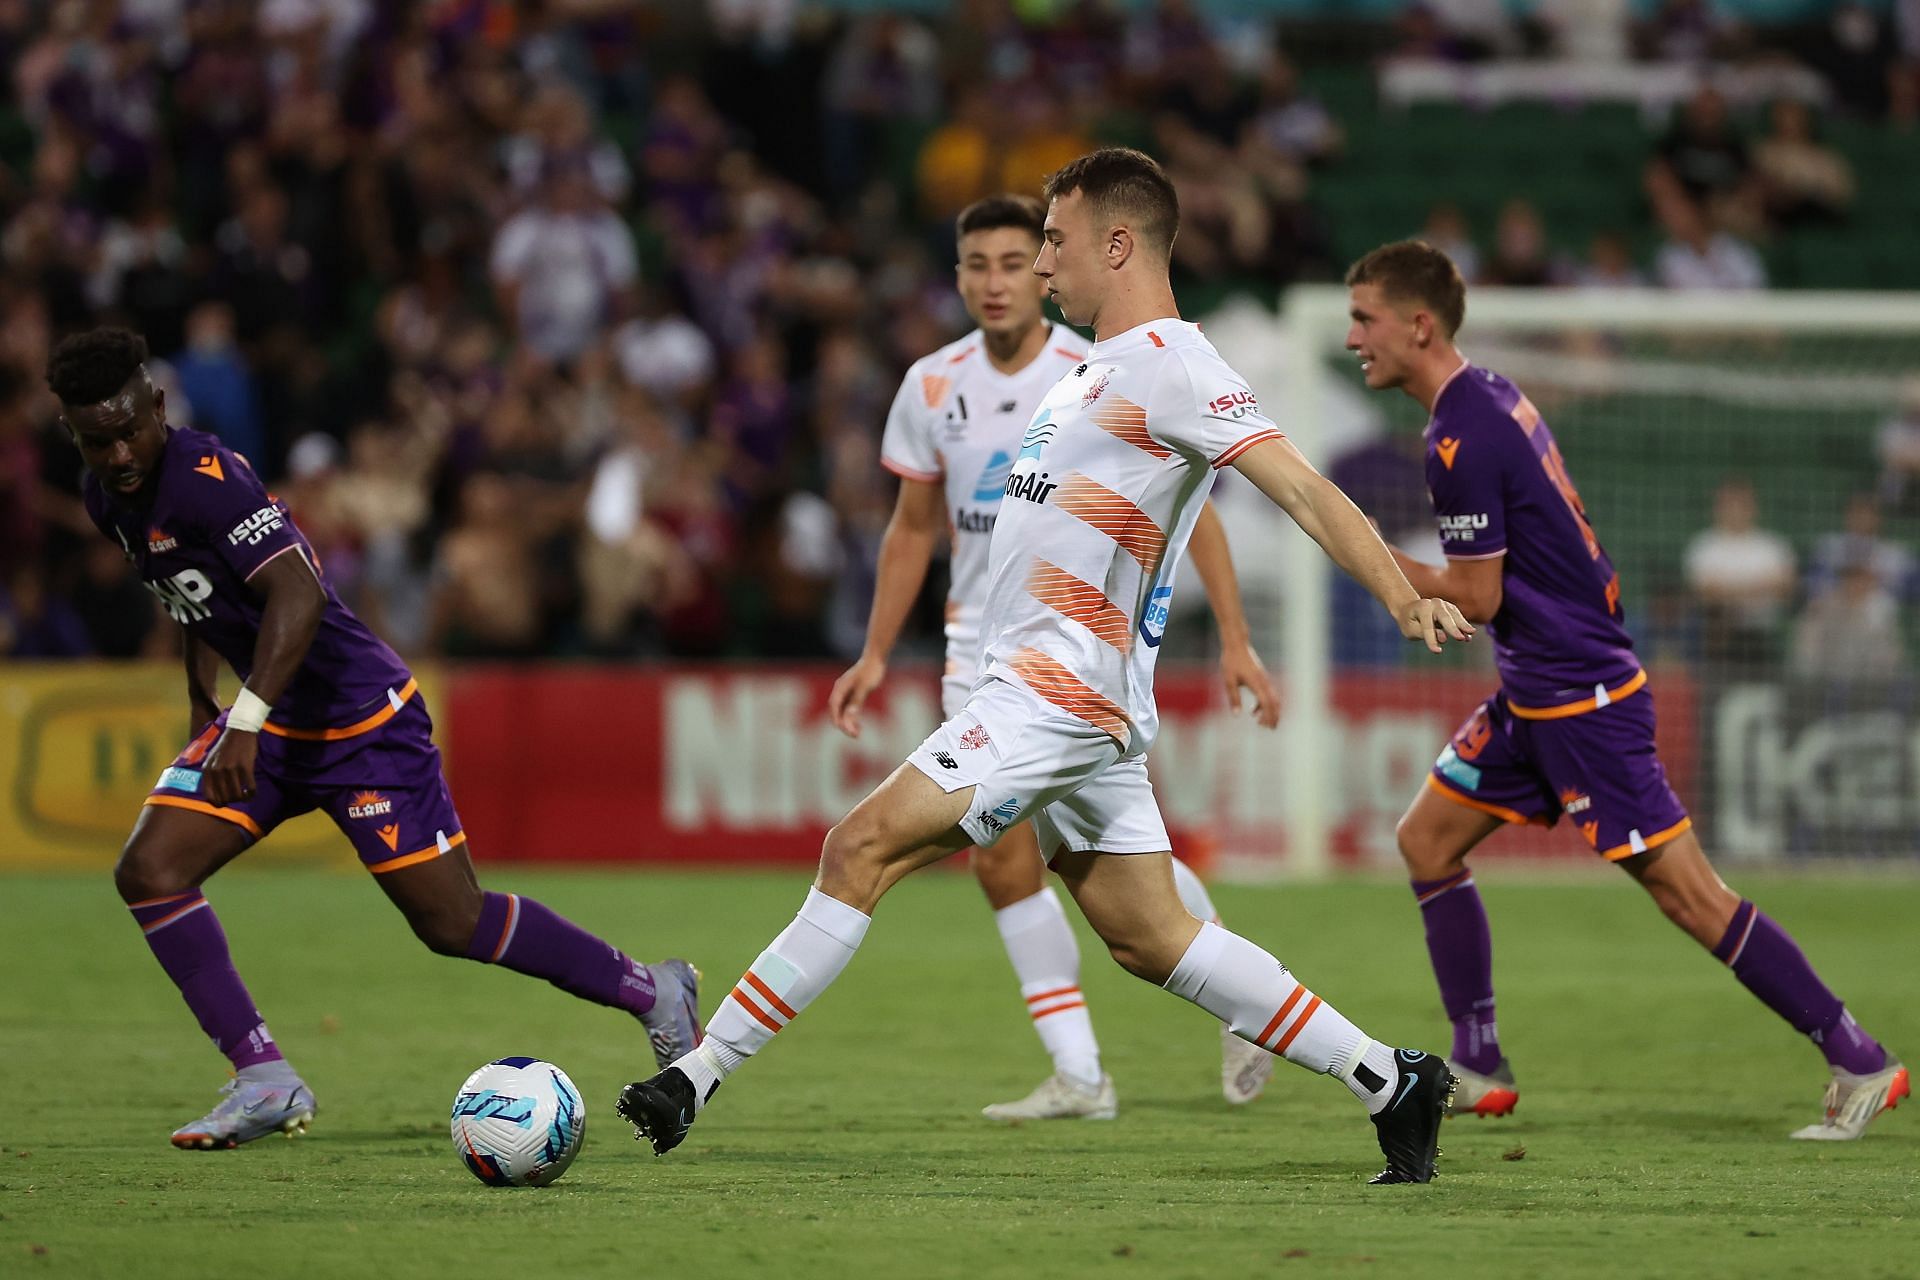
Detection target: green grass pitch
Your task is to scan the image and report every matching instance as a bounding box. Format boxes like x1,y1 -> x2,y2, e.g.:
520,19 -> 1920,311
3,866 -> 1916,1279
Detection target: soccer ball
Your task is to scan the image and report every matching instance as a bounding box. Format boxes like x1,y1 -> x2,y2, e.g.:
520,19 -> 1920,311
450,1057 -> 586,1186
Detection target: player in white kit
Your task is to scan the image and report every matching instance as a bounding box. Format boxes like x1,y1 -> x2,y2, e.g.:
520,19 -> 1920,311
622,149 -> 1475,1184
828,194 -> 1280,1121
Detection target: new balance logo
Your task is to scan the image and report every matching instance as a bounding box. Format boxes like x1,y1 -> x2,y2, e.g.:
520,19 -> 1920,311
932,751 -> 958,770
996,400 -> 1018,414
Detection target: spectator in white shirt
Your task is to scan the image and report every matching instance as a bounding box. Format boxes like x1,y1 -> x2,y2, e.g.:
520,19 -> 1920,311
1653,187 -> 1766,291
1685,478 -> 1796,671
490,155 -> 638,366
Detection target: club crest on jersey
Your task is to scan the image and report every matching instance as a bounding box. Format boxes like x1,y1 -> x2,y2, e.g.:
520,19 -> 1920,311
147,527 -> 177,553
959,724 -> 991,750
347,790 -> 394,819
1081,371 -> 1111,407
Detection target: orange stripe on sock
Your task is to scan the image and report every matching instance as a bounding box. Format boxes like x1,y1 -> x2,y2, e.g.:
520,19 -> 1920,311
128,891 -> 198,910
729,985 -> 783,1033
743,971 -> 798,1021
1273,995 -> 1322,1053
1257,986 -> 1307,1048
141,897 -> 210,935
488,894 -> 519,963
1030,1000 -> 1087,1020
1024,985 -> 1080,1004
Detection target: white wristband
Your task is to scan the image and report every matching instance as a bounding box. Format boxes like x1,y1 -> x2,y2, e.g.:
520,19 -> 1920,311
228,687 -> 272,734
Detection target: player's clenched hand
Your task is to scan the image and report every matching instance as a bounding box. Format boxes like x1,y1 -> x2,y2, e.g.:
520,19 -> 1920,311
828,655 -> 887,739
1398,597 -> 1476,654
202,728 -> 260,806
1219,642 -> 1281,729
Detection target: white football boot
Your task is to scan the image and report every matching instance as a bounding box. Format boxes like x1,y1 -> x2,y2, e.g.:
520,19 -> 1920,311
981,1071 -> 1118,1122
1789,1059 -> 1909,1141
171,1075 -> 317,1149
1221,1026 -> 1275,1105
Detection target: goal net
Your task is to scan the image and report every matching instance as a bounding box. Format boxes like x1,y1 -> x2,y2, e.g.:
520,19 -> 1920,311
1197,289 -> 1920,878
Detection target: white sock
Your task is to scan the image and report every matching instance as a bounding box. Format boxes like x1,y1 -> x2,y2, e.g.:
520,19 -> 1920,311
1169,856 -> 1219,923
673,887 -> 871,1110
1163,921 -> 1390,1112
994,887 -> 1102,1088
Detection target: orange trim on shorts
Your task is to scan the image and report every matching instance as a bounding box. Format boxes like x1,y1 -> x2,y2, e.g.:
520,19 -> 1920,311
1423,774 -> 1546,827
1596,816 -> 1693,862
743,971 -> 798,1021
1274,995 -> 1322,1053
1506,669 -> 1647,721
262,678 -> 418,741
367,830 -> 466,875
143,794 -> 263,838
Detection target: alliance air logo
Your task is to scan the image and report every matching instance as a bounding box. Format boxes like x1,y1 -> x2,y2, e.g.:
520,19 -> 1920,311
972,451 -> 1013,502
147,527 -> 177,553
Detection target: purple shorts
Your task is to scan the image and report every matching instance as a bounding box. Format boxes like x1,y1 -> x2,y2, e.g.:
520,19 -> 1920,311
145,692 -> 465,874
1427,684 -> 1690,861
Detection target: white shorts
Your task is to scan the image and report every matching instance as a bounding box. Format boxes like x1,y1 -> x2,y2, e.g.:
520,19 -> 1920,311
908,677 -> 1171,858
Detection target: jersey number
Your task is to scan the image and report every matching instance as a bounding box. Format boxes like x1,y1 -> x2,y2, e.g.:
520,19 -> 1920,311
1539,440 -> 1601,562
147,569 -> 214,623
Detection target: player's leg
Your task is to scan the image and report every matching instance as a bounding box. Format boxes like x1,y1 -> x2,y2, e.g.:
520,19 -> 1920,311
1619,831 -> 1906,1138
973,821 -> 1113,1118
130,734 -> 317,1147
1553,687 -> 1904,1137
618,759 -> 975,1152
323,709 -> 704,1071
1397,698 -> 1539,1116
1054,838 -> 1451,1185
1165,855 -> 1276,1104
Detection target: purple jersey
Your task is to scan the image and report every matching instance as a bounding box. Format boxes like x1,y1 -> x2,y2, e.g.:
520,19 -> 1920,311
83,426 -> 413,732
1425,363 -> 1641,713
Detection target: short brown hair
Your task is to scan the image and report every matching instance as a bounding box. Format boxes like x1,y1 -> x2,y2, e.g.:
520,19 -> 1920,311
956,193 -> 1046,246
1042,148 -> 1179,257
1345,241 -> 1468,338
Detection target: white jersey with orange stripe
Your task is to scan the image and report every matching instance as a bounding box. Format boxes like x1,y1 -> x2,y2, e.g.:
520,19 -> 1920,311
879,326 -> 1088,680
979,318 -> 1283,758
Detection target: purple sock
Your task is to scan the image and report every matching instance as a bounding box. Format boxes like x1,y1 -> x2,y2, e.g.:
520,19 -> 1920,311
1411,870 -> 1501,1074
129,890 -> 283,1070
1713,900 -> 1886,1075
464,892 -> 656,1016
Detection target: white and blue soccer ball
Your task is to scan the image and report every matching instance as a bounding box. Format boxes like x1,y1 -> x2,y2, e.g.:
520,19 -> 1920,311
450,1057 -> 586,1187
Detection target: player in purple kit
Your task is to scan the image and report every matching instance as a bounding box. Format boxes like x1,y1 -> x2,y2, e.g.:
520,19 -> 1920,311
1344,241 -> 1907,1139
51,328 -> 703,1150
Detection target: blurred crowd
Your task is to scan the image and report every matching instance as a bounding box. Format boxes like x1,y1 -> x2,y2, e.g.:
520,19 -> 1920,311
0,0 -> 1916,668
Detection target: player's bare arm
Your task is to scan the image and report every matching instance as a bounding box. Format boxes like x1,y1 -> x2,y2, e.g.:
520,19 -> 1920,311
1230,436 -> 1473,653
829,475 -> 945,738
1187,500 -> 1279,727
1386,545 -> 1505,625
201,550 -> 326,806
184,630 -> 223,730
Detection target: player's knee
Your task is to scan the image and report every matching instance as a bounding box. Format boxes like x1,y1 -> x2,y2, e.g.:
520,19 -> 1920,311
817,818 -> 889,906
412,900 -> 482,957
113,845 -> 188,904
1394,814 -> 1461,881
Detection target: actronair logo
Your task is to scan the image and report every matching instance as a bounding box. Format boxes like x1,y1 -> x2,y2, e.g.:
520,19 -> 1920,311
1004,469 -> 1058,505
